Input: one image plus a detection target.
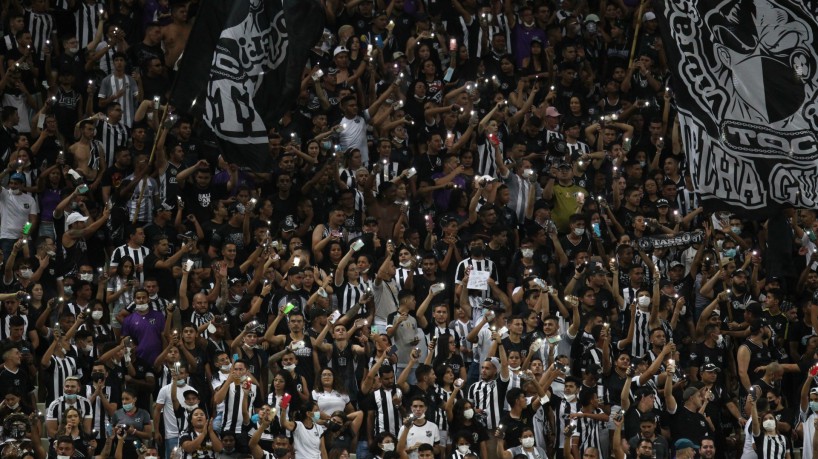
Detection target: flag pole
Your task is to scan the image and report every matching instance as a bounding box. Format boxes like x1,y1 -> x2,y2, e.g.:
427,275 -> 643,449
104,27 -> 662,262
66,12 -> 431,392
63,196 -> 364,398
131,103 -> 171,225
628,0 -> 648,67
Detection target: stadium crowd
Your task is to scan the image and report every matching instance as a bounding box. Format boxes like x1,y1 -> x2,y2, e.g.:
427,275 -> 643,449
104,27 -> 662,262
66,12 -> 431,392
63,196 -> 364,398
0,1 -> 814,459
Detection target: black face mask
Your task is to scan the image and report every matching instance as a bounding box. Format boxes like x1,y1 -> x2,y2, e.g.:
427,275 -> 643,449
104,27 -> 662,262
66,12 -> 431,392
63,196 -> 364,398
274,448 -> 289,458
639,454 -> 653,459
91,372 -> 105,382
329,422 -> 343,432
769,400 -> 778,409
470,246 -> 484,257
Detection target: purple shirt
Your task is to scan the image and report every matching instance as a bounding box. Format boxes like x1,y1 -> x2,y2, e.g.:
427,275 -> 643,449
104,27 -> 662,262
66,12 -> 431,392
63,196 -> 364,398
431,174 -> 467,210
512,24 -> 548,68
121,309 -> 166,365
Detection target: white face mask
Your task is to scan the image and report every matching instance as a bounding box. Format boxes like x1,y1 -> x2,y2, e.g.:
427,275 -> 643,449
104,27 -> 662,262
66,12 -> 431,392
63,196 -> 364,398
145,456 -> 159,459
20,269 -> 33,279
638,296 -> 651,307
7,402 -> 19,410
79,273 -> 94,282
457,445 -> 471,454
716,334 -> 724,346
763,419 -> 776,431
521,248 -> 534,258
11,189 -> 21,195
220,365 -> 231,372
47,250 -> 56,257
565,393 -> 577,402
573,227 -> 585,236
510,365 -> 521,371
521,437 -> 535,448
283,364 -> 296,371
381,443 -> 395,452
135,302 -> 149,312
463,408 -> 474,419
84,344 -> 93,353
91,311 -> 103,320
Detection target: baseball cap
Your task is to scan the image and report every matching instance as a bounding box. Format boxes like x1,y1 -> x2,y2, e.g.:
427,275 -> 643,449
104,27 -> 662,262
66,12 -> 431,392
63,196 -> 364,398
732,268 -> 747,277
157,202 -> 174,213
65,212 -> 89,230
393,51 -> 406,60
556,161 -> 572,170
643,11 -> 657,21
669,261 -> 684,270
585,14 -> 600,23
9,173 -> 25,182
333,46 -> 349,56
562,119 -> 580,130
682,387 -> 699,401
656,198 -> 670,208
588,265 -> 605,276
364,215 -> 378,225
228,277 -> 246,286
702,363 -> 720,373
545,106 -> 561,117
675,439 -> 699,450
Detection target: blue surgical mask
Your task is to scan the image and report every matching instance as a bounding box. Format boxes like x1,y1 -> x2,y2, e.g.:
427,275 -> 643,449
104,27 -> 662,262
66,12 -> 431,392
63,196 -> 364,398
312,411 -> 321,422
122,403 -> 134,412
723,248 -> 736,258
321,140 -> 332,151
731,226 -> 742,235
810,401 -> 818,412
64,393 -> 77,401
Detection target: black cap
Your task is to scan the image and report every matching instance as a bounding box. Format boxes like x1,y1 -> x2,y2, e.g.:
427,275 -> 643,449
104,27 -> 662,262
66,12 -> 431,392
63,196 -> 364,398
656,198 -> 670,208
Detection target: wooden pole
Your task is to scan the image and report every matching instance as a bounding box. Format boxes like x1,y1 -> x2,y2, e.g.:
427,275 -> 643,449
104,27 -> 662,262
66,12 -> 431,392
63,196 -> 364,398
628,0 -> 648,68
131,105 -> 171,225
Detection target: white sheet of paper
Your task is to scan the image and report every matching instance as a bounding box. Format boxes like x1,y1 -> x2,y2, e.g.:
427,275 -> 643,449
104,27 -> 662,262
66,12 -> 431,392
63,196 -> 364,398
467,270 -> 491,290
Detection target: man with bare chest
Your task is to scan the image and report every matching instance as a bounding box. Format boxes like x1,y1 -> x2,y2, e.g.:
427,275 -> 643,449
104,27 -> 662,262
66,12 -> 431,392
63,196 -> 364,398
161,3 -> 190,68
70,118 -> 106,188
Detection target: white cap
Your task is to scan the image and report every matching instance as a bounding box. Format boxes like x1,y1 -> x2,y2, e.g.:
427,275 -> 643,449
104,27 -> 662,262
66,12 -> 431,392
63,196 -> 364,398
65,212 -> 89,230
643,11 -> 656,21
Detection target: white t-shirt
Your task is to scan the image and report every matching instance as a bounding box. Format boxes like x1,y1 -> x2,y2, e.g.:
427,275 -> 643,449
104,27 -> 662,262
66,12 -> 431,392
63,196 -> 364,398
801,409 -> 816,459
0,188 -> 37,239
293,420 -> 325,459
155,382 -> 196,438
312,390 -> 350,415
397,420 -> 440,459
338,111 -> 371,165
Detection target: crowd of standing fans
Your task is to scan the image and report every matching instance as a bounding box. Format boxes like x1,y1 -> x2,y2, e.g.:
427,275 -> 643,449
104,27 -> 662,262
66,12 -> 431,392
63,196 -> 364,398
0,0 -> 814,459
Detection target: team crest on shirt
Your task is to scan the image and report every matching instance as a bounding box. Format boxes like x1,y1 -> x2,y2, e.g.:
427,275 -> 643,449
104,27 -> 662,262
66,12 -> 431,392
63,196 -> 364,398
199,193 -> 211,207
426,431 -> 432,437
23,204 -> 29,209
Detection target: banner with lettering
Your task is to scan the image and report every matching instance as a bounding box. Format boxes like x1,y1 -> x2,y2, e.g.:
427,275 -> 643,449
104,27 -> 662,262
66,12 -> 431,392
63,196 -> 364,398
635,230 -> 704,251
655,0 -> 818,214
171,0 -> 324,170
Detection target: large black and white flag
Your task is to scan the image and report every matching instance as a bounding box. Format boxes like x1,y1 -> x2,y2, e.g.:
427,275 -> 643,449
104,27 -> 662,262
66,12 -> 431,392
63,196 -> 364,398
655,0 -> 818,215
171,0 -> 324,170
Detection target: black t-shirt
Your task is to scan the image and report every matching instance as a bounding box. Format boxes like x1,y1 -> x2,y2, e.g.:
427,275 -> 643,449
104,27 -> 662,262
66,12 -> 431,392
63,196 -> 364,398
210,223 -> 246,256
500,404 -> 537,448
669,406 -> 711,445
127,42 -> 165,68
0,365 -> 34,396
182,182 -> 228,223
143,252 -> 176,299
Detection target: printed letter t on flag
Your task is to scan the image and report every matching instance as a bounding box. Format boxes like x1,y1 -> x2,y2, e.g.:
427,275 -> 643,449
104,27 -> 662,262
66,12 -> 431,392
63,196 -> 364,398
655,0 -> 818,215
